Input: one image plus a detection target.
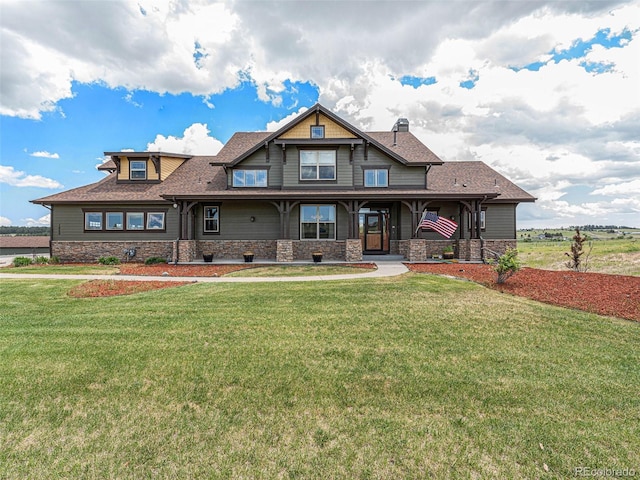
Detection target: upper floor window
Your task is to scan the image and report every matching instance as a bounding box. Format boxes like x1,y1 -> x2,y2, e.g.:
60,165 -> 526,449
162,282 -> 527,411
310,125 -> 325,139
300,150 -> 336,180
204,206 -> 219,233
364,169 -> 388,187
130,160 -> 147,180
233,169 -> 267,187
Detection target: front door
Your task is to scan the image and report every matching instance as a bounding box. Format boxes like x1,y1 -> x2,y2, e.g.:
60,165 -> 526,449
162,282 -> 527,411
364,213 -> 384,252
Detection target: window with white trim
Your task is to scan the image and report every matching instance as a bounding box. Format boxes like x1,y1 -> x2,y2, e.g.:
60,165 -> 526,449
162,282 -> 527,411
300,150 -> 336,180
364,169 -> 388,187
233,169 -> 267,187
300,204 -> 336,240
204,206 -> 219,233
129,160 -> 147,180
85,212 -> 102,230
468,210 -> 486,230
127,212 -> 145,230
310,125 -> 325,138
106,212 -> 123,230
146,212 -> 165,230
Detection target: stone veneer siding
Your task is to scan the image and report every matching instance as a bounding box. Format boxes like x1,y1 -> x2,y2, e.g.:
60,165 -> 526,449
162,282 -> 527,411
276,240 -> 294,262
198,240 -> 277,261
345,239 -> 363,262
52,241 -> 173,263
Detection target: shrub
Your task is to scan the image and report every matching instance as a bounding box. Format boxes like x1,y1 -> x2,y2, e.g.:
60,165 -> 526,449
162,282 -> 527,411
49,256 -> 60,264
493,248 -> 521,284
98,256 -> 120,265
13,256 -> 32,267
144,257 -> 168,265
35,256 -> 49,264
565,228 -> 592,272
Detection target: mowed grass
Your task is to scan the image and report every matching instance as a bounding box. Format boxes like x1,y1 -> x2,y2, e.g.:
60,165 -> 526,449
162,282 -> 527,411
517,236 -> 640,275
227,264 -> 375,277
1,275 -> 639,478
5,264 -> 120,275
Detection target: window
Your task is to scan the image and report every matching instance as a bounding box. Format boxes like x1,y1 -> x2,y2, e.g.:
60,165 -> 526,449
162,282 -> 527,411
300,204 -> 336,240
468,210 -> 486,230
146,212 -> 165,230
127,212 -> 145,230
310,125 -> 325,139
130,160 -> 147,180
233,169 -> 267,187
204,206 -> 219,233
300,150 -> 336,180
106,212 -> 123,230
364,169 -> 388,187
85,212 -> 102,230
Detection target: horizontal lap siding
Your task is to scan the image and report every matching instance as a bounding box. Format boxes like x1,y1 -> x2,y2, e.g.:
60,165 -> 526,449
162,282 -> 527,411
355,148 -> 424,187
51,204 -> 179,241
196,202 -> 280,241
283,146 -> 352,187
484,203 -> 516,239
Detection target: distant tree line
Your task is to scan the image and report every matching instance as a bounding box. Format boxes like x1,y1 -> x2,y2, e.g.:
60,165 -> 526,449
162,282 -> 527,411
569,225 -> 633,231
0,226 -> 50,236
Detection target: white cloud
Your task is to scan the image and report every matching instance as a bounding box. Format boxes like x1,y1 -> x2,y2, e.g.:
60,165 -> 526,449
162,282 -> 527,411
592,178 -> 640,196
0,216 -> 12,226
146,123 -> 223,155
22,214 -> 51,227
30,151 -> 60,159
0,165 -> 63,188
2,0 -> 638,226
266,107 -> 308,131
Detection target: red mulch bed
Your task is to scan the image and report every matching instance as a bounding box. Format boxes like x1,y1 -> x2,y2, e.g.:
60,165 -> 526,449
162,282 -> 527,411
405,263 -> 640,322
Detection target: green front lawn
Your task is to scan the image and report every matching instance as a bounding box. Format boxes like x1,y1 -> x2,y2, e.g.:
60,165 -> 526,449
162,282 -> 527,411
227,264 -> 375,277
1,275 -> 638,478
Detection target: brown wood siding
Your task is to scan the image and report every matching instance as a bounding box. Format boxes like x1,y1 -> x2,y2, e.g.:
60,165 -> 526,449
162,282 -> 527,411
51,204 -> 179,241
279,113 -> 357,139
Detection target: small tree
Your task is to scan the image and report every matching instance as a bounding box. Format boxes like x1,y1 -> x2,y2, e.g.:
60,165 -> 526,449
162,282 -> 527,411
493,248 -> 521,284
565,228 -> 592,272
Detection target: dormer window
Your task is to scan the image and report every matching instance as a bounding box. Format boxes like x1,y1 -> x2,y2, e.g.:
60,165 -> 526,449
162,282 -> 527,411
130,160 -> 147,180
310,125 -> 325,139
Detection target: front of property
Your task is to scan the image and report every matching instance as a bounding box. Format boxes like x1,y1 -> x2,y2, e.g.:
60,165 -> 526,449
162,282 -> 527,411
32,104 -> 535,263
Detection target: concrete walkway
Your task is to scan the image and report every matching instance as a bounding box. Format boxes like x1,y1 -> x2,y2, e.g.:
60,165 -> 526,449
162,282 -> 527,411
0,261 -> 409,283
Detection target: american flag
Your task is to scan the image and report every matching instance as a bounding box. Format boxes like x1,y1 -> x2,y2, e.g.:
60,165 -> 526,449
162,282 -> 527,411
419,211 -> 458,239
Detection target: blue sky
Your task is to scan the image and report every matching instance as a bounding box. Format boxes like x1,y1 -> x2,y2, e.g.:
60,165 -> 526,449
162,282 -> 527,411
1,0 -> 639,228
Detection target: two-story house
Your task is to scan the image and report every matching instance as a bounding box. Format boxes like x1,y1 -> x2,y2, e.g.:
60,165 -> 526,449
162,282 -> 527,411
32,104 -> 535,263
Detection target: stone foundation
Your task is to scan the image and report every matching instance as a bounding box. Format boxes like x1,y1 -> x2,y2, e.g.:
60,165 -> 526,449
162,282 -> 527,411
198,240 -> 277,261
177,240 -> 196,263
52,241 -> 173,263
292,240 -> 345,261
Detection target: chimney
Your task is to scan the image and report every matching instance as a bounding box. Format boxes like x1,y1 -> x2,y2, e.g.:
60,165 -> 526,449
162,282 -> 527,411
394,118 -> 409,132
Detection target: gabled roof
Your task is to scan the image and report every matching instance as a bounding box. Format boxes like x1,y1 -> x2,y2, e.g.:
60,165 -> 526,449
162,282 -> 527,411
219,104 -> 443,167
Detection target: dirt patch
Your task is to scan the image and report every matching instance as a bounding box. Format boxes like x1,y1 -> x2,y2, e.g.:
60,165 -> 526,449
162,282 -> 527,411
405,263 -> 640,322
118,263 -> 253,277
68,280 -> 192,298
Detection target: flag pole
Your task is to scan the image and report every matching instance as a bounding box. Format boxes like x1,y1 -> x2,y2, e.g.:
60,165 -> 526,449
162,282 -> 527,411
414,210 -> 427,236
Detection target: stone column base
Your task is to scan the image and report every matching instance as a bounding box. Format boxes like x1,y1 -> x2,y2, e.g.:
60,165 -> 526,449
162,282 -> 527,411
345,238 -> 363,262
276,239 -> 294,262
407,239 -> 427,262
177,240 -> 196,263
